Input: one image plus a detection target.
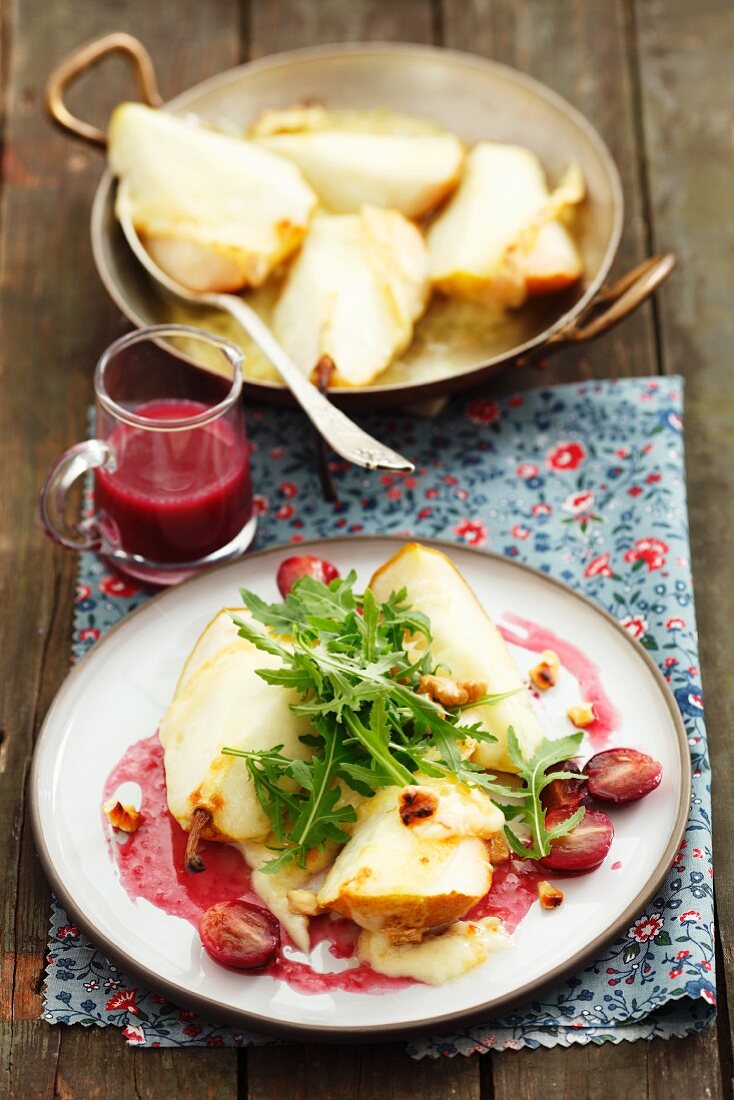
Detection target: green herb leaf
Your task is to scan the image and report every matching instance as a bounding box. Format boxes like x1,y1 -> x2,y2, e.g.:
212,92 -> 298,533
502,728 -> 587,859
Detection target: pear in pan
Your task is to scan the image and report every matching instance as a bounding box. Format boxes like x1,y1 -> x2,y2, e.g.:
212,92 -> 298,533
369,543 -> 544,773
252,105 -> 464,218
108,103 -> 317,293
427,142 -> 584,308
271,206 -> 429,387
159,610 -> 312,864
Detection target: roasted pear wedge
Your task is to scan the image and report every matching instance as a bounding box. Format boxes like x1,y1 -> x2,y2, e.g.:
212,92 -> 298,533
159,611 -> 312,868
317,777 -> 504,945
427,142 -> 584,308
271,206 -> 429,387
369,543 -> 544,773
108,103 -> 316,293
251,105 -> 464,218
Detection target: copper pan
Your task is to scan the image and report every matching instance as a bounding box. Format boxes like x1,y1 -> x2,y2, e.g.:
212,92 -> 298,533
47,33 -> 675,410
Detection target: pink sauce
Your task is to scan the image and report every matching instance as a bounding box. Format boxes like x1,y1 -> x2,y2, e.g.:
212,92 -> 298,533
103,611 -> 623,994
498,613 -> 621,746
466,858 -> 546,931
94,399 -> 252,563
103,734 -> 409,994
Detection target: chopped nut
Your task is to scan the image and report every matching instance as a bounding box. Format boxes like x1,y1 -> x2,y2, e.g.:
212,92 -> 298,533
103,798 -> 143,834
529,650 -> 561,691
538,880 -> 564,910
417,674 -> 487,707
287,889 -> 323,917
567,702 -> 596,728
457,735 -> 478,760
399,785 -> 440,826
487,832 -> 511,865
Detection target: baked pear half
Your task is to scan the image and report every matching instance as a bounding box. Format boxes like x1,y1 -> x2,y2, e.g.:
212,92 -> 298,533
159,610 -> 312,854
271,205 -> 429,387
427,141 -> 584,308
369,543 -> 544,772
317,777 -> 504,945
108,103 -> 317,293
251,105 -> 464,218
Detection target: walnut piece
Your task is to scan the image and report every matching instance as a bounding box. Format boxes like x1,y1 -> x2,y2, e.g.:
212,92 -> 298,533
538,880 -> 564,910
417,674 -> 487,707
399,785 -> 440,827
103,798 -> 143,834
529,650 -> 561,691
486,832 -> 511,865
567,702 -> 596,728
287,889 -> 323,917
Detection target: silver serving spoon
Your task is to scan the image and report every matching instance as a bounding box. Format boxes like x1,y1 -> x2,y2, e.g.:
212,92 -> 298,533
116,193 -> 414,473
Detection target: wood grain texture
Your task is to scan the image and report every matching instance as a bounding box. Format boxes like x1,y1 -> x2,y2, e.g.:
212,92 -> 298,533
0,0 -> 241,1096
441,0 -> 659,395
248,1043 -> 480,1100
0,1 -> 729,1097
633,1 -> 734,1095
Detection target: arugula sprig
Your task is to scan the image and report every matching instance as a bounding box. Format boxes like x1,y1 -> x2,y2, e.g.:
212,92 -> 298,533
500,729 -> 587,859
223,572 -> 519,870
223,571 -> 587,874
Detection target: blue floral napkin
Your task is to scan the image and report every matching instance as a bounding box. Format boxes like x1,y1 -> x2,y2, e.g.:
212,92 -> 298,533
43,376 -> 715,1056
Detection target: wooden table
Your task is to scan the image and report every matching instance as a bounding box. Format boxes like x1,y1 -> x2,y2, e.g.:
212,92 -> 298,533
2,1 -> 732,1096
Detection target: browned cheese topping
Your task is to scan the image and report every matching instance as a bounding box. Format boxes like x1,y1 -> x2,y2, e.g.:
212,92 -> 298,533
399,785 -> 440,827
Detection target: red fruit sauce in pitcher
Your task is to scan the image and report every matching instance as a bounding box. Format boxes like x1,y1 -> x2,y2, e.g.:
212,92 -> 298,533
94,399 -> 252,563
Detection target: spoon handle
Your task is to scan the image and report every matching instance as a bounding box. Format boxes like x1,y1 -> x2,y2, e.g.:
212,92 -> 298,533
214,294 -> 415,473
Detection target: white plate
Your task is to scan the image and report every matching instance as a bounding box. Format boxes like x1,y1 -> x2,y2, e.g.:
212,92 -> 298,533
31,537 -> 689,1040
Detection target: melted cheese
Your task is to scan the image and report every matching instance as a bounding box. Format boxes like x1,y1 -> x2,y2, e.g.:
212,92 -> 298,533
358,917 -> 508,984
317,779 -> 503,944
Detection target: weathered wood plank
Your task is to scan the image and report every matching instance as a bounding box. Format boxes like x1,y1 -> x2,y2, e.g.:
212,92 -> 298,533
442,0 -> 660,396
440,2 -> 662,1096
633,0 -> 734,1095
247,1043 -> 480,1100
248,0 -> 434,56
54,1026 -> 239,1100
0,0 -> 241,1096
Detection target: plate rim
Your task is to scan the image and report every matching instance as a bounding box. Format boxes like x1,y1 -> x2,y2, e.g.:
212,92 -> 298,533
90,41 -> 624,401
31,535 -> 690,1042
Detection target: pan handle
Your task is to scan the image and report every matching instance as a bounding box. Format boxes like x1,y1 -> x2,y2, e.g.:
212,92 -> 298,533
45,32 -> 163,148
540,253 -> 676,354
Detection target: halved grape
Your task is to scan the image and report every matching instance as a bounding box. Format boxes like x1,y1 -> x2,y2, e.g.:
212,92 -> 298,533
541,759 -> 587,813
276,555 -> 340,598
199,901 -> 280,970
539,807 -> 614,874
583,748 -> 662,804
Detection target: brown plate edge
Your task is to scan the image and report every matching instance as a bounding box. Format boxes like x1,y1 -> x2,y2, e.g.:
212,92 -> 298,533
30,534 -> 692,1044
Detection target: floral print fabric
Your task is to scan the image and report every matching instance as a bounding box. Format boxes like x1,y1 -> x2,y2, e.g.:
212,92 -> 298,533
44,376 -> 714,1056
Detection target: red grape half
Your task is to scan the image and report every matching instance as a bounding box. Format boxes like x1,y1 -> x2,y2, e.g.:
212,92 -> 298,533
199,901 -> 280,970
583,748 -> 663,805
276,555 -> 340,598
539,807 -> 614,874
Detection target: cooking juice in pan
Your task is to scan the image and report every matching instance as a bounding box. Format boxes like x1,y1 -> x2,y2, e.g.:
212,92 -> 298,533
94,398 -> 252,563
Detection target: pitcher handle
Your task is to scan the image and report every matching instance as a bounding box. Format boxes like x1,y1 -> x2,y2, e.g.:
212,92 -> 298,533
39,440 -> 116,550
